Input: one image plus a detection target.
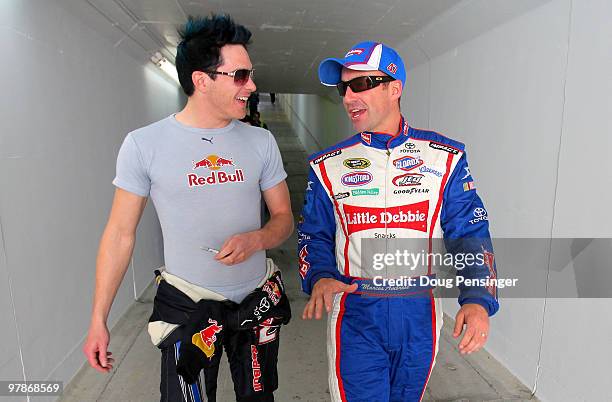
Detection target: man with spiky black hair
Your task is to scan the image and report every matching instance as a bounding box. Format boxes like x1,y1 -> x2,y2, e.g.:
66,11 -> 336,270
83,14 -> 293,402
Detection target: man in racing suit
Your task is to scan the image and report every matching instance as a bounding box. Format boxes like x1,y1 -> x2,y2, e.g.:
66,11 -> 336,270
298,41 -> 499,402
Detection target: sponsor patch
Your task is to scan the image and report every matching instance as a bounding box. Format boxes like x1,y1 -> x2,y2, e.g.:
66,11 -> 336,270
429,142 -> 459,154
393,156 -> 423,172
400,148 -> 421,154
393,188 -> 430,195
190,154 -> 244,187
334,192 -> 350,200
351,188 -> 379,196
392,173 -> 424,187
253,297 -> 271,321
192,319 -> 223,358
463,181 -> 476,192
262,281 -> 282,306
297,232 -> 311,244
345,48 -> 364,57
313,149 -> 341,164
343,202 -> 429,235
469,207 -> 488,224
387,63 -> 398,74
482,248 -> 497,298
341,171 -> 373,187
251,345 -> 262,391
193,154 -> 235,171
361,133 -> 372,145
187,170 -> 244,187
419,165 -> 444,177
343,158 -> 371,169
299,245 -> 310,279
256,318 -> 279,344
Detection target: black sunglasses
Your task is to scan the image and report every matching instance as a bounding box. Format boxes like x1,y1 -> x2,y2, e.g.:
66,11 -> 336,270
336,75 -> 396,96
205,68 -> 254,86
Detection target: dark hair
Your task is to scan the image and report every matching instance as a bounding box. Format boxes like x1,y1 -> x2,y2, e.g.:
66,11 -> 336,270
176,14 -> 252,96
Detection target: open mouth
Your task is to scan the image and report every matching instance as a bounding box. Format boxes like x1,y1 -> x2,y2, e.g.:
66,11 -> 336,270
236,96 -> 248,105
350,108 -> 367,119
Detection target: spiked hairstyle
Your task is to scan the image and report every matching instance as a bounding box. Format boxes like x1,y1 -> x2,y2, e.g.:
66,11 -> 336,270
175,14 -> 252,96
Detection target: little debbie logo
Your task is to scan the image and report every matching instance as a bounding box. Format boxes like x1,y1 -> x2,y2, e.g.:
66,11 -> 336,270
343,202 -> 429,235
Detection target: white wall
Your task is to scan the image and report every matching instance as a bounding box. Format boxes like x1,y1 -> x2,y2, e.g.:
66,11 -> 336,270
0,0 -> 182,388
533,1 -> 612,400
401,0 -> 570,394
279,1 -> 611,400
279,93 -> 353,156
402,1 -> 612,400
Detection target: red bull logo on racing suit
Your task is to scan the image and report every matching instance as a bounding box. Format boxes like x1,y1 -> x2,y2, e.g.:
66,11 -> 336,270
251,345 -> 263,391
192,318 -> 223,358
263,281 -> 283,306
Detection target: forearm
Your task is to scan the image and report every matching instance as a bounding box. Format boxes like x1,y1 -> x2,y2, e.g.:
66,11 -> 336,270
258,212 -> 294,250
90,227 -> 136,324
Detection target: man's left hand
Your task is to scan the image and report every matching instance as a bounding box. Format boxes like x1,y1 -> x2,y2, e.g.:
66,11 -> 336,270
216,231 -> 263,266
453,303 -> 489,355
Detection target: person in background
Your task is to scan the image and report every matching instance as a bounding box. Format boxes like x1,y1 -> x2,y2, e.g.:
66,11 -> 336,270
248,92 -> 260,116
251,111 -> 268,130
240,114 -> 253,125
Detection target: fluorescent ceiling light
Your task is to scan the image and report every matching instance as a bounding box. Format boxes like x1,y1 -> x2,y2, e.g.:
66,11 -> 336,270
151,51 -> 180,85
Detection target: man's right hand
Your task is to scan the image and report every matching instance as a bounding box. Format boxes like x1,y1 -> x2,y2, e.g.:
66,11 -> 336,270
83,321 -> 114,373
302,278 -> 357,320
83,188 -> 146,374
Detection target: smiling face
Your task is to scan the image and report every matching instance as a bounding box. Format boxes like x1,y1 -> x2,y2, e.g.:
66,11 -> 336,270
205,44 -> 256,122
341,67 -> 402,133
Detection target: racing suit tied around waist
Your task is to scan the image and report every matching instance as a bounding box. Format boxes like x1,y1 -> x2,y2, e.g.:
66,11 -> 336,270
147,258 -> 291,384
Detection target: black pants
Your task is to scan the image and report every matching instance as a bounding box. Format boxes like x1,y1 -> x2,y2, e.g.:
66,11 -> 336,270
160,317 -> 279,402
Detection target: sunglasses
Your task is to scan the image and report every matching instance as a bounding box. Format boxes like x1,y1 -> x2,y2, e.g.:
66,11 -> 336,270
205,68 -> 254,86
336,75 -> 396,96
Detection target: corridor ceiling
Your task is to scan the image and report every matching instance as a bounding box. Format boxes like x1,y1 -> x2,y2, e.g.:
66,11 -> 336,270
80,0 -> 460,94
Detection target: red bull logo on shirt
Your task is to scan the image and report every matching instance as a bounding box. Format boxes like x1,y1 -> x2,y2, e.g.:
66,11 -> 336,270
193,154 -> 235,170
189,154 -> 244,187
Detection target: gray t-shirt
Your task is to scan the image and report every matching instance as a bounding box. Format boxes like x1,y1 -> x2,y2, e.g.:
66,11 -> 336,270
113,115 -> 287,302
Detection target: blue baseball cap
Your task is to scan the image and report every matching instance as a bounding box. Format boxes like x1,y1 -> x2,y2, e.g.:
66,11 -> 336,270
318,41 -> 406,88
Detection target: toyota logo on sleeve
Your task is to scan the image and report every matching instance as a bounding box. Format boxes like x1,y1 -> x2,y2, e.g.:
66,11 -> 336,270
469,207 -> 488,224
